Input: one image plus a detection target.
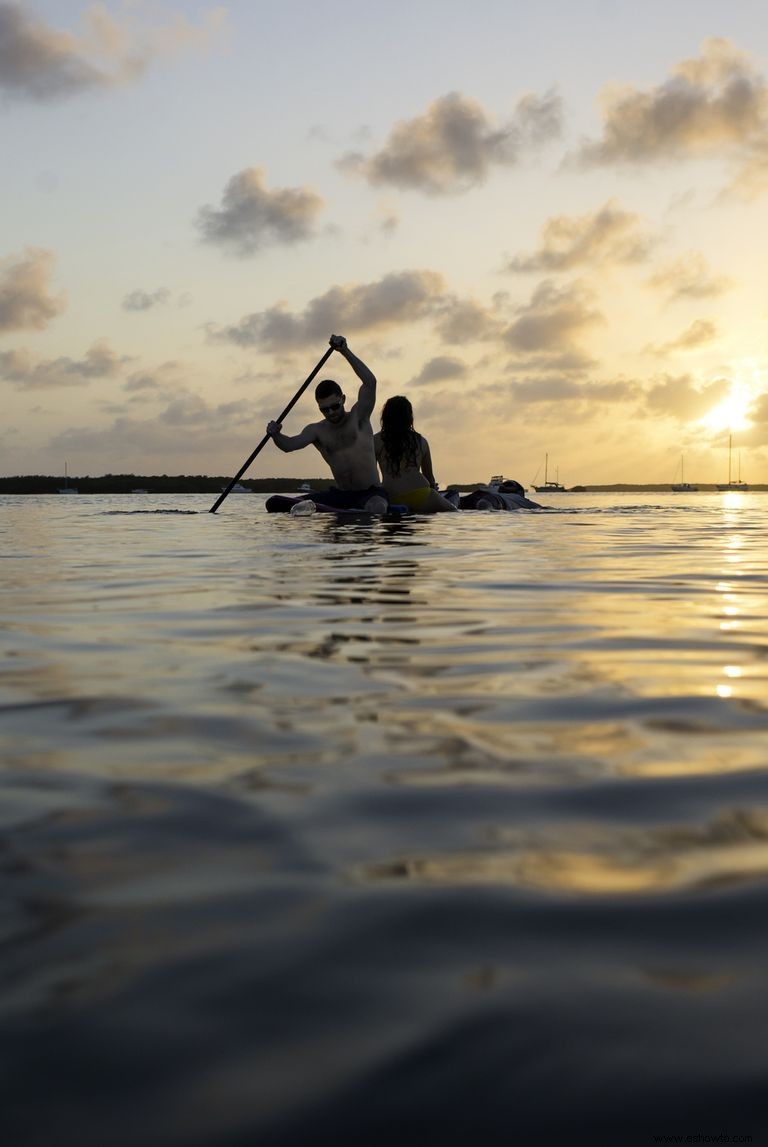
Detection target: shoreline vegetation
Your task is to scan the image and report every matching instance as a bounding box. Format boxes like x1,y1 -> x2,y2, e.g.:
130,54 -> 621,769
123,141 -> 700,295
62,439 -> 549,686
0,475 -> 765,495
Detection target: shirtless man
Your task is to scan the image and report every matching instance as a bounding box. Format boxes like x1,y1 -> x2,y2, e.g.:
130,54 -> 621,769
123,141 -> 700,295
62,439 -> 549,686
266,335 -> 388,513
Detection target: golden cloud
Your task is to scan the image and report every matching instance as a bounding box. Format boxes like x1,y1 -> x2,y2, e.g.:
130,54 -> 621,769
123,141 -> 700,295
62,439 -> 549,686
573,38 -> 768,166
0,247 -> 66,333
645,319 -> 718,357
0,2 -> 227,101
0,340 -> 123,388
645,253 -> 733,302
508,200 -> 657,272
211,270 -> 449,349
409,355 -> 468,386
643,373 -> 730,420
504,280 -> 604,363
338,90 -> 562,195
196,168 -> 325,257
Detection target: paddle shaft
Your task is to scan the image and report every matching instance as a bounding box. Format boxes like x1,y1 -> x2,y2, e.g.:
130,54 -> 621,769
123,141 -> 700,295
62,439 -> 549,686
208,345 -> 335,513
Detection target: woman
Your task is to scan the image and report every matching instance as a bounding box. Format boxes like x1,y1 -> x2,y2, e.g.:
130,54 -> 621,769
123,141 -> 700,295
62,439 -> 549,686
374,396 -> 457,512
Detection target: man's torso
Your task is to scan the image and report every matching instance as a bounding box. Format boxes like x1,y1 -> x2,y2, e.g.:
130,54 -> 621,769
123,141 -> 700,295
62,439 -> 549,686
314,409 -> 379,490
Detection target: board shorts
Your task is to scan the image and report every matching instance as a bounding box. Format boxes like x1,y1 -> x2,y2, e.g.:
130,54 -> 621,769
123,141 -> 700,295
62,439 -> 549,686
307,485 -> 388,510
265,485 -> 389,513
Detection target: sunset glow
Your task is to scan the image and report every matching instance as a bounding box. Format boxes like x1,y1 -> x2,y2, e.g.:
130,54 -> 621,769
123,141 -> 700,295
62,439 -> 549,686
699,383 -> 754,433
1,2 -> 767,485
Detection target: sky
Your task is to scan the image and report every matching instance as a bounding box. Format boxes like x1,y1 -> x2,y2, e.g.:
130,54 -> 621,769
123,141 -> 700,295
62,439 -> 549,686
2,0 -> 768,486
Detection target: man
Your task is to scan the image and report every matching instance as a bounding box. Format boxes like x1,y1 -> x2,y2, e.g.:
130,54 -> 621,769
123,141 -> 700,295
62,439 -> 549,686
265,334 -> 388,513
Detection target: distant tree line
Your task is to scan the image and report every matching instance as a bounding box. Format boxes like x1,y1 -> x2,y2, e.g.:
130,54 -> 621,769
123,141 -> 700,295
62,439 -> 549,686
0,475 -> 332,494
1,475 -> 762,494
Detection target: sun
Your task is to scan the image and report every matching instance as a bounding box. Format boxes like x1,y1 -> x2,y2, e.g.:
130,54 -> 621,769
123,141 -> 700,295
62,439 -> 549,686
699,382 -> 752,433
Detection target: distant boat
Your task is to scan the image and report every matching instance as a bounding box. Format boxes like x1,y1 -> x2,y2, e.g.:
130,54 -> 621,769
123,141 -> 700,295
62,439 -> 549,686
131,488 -> 149,494
532,454 -> 566,493
223,482 -> 252,493
671,454 -> 698,492
299,482 -> 311,492
716,435 -> 748,491
58,462 -> 78,495
487,475 -> 527,494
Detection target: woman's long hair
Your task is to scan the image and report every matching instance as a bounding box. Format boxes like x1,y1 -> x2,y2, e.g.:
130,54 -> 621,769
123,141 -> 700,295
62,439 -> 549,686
380,396 -> 420,476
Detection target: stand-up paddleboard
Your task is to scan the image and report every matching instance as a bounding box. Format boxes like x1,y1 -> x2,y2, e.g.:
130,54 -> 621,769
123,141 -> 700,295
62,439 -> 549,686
266,495 -> 408,519
266,493 -> 546,516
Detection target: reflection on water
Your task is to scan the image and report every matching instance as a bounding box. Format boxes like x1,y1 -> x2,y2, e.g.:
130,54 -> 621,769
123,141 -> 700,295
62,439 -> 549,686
364,807 -> 768,895
1,492 -> 768,1144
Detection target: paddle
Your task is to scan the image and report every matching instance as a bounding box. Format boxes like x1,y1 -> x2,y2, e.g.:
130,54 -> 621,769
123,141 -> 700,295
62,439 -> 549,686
208,345 -> 335,513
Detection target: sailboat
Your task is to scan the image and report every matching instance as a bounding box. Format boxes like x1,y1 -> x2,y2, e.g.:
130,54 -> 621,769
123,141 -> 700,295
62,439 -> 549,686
58,462 -> 78,495
671,454 -> 697,492
715,434 -> 748,491
532,453 -> 566,493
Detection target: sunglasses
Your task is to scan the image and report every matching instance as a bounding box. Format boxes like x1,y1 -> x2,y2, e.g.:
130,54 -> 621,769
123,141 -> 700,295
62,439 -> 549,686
320,400 -> 343,415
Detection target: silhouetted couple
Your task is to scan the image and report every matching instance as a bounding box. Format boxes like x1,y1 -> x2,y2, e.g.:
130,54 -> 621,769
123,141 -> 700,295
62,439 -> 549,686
265,335 -> 455,514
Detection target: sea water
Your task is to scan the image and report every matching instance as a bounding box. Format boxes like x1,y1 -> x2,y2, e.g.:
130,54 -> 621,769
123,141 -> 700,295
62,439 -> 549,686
1,491 -> 767,1145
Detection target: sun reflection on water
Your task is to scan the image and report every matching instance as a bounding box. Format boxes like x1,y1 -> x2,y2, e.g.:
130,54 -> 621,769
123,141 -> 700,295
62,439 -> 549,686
362,808 -> 768,898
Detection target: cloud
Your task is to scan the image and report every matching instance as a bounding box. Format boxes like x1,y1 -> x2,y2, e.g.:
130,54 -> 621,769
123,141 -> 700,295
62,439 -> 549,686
413,374 -> 643,438
572,38 -> 768,167
504,280 -> 604,362
158,392 -> 210,426
196,167 -> 325,257
122,361 -> 182,400
508,377 -> 640,405
739,393 -> 768,447
643,373 -> 731,420
122,287 -> 171,312
0,247 -> 66,332
0,339 -> 123,388
507,200 -> 657,272
357,202 -> 400,245
646,319 -> 718,357
338,89 -> 562,196
645,253 -> 733,302
433,297 -> 505,345
0,2 -> 227,102
49,392 -> 263,469
725,137 -> 768,200
375,202 -> 399,236
211,270 -> 449,349
409,355 -> 468,386
124,373 -> 163,393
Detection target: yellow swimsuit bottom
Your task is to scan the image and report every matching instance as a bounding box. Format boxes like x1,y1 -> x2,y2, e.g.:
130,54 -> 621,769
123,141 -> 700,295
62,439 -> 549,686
397,486 -> 433,511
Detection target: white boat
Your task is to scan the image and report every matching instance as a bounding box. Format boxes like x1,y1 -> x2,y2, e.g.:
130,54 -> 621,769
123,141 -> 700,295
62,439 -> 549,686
532,454 -> 566,492
716,435 -> 748,491
58,462 -> 78,494
131,488 -> 149,494
487,475 -> 526,494
223,482 -> 252,493
671,454 -> 697,492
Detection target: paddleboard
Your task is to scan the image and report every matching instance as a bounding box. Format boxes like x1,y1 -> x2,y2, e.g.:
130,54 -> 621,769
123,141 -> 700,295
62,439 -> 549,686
265,495 -> 408,519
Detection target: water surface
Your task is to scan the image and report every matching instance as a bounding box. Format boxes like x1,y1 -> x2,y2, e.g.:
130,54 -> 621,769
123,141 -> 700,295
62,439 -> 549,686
1,491 -> 767,1144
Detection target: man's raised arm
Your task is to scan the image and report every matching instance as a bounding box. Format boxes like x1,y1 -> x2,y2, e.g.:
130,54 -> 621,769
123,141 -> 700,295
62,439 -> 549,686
330,334 -> 376,420
266,421 -> 317,453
